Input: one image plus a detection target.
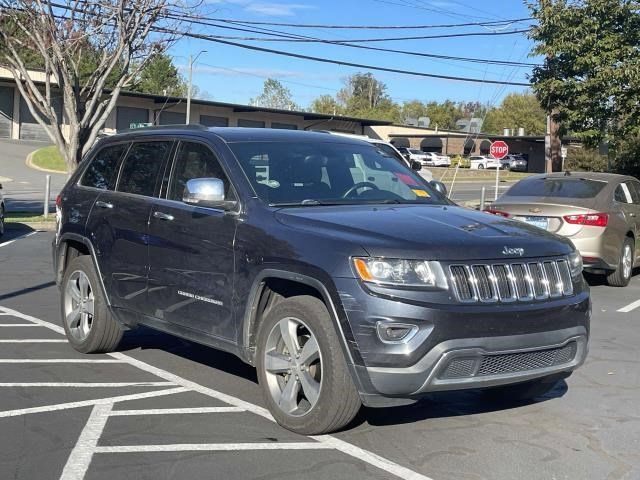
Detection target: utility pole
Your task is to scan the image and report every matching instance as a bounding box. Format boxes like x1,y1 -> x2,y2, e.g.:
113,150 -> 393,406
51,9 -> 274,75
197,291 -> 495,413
186,50 -> 207,125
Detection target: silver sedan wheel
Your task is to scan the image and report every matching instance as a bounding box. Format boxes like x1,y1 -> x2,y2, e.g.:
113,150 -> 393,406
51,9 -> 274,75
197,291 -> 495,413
63,270 -> 95,341
622,244 -> 633,280
263,317 -> 322,417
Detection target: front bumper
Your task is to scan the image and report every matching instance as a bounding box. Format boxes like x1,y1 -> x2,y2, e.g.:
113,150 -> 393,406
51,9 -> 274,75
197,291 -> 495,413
334,277 -> 591,404
365,327 -> 587,396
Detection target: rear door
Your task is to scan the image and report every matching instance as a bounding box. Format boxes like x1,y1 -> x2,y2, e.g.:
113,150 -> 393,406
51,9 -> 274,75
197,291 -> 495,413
87,140 -> 173,313
146,140 -> 238,340
625,180 -> 640,261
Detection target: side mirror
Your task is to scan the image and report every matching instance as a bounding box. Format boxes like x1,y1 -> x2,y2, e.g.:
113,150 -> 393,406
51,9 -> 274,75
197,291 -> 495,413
430,180 -> 448,197
183,178 -> 235,210
410,160 -> 422,171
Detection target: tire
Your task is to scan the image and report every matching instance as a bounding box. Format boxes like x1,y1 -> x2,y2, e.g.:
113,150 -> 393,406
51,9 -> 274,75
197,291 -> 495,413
256,295 -> 361,435
482,372 -> 571,402
0,204 -> 4,237
607,237 -> 634,287
61,255 -> 123,353
478,164 -> 485,169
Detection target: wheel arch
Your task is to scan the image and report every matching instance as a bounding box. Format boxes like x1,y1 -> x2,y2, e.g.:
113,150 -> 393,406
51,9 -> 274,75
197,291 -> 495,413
240,269 -> 359,368
56,233 -> 111,306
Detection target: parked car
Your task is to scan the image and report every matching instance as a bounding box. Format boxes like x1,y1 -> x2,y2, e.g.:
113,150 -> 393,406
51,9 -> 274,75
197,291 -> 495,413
469,155 -> 503,170
322,132 -> 433,181
423,152 -> 451,167
505,154 -> 528,172
398,147 -> 429,164
487,172 -> 640,286
0,183 -> 4,237
53,127 -> 590,435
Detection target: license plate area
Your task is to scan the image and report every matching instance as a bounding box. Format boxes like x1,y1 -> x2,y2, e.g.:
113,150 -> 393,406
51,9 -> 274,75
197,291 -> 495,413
517,216 -> 549,230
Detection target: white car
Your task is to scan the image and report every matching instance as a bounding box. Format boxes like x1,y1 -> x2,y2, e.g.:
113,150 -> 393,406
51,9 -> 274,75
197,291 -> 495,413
469,155 -> 504,170
423,152 -> 451,167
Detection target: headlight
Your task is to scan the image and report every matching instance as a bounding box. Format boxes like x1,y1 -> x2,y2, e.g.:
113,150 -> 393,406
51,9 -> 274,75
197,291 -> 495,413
568,250 -> 583,278
353,257 -> 448,289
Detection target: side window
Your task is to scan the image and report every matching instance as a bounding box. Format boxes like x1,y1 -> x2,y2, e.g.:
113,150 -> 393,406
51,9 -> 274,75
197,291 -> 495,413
614,185 -> 629,203
117,141 -> 171,197
168,142 -> 232,202
628,181 -> 640,205
81,143 -> 128,190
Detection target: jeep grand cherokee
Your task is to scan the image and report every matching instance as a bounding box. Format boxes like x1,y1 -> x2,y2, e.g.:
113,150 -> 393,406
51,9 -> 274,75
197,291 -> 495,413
53,126 -> 590,434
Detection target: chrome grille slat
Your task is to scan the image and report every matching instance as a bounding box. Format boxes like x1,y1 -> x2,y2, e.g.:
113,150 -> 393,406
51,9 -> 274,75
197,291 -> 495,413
449,258 -> 574,304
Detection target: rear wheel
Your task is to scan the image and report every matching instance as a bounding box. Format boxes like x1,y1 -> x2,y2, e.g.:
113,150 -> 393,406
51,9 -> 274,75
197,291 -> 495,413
256,295 -> 361,435
478,164 -> 485,169
607,237 -> 634,287
61,256 -> 123,353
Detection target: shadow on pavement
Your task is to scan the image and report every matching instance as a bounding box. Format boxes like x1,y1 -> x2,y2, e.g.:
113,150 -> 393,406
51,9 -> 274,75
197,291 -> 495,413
0,281 -> 56,302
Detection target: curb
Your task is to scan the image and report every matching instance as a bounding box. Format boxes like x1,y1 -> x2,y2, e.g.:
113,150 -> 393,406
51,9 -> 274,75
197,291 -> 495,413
25,149 -> 68,174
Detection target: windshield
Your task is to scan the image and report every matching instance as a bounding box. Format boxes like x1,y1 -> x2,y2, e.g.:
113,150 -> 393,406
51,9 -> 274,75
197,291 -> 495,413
228,141 -> 448,206
506,177 -> 607,198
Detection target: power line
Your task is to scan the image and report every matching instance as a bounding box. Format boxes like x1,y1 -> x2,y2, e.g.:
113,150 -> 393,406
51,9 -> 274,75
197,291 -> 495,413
162,11 -> 537,68
172,15 -> 533,30
161,28 -> 531,87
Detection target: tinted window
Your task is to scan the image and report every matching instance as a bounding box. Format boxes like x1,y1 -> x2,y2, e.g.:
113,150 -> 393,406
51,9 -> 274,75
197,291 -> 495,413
82,143 -> 128,190
507,178 -> 607,198
117,142 -> 171,197
628,181 -> 640,204
168,142 -> 231,201
229,141 -> 448,206
614,185 -> 629,203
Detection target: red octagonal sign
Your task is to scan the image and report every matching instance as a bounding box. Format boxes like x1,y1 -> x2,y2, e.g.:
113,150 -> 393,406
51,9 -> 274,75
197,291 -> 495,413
490,140 -> 509,160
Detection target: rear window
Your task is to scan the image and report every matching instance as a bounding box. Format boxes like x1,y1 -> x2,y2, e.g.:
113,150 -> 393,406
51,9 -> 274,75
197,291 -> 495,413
81,143 -> 128,190
506,178 -> 607,198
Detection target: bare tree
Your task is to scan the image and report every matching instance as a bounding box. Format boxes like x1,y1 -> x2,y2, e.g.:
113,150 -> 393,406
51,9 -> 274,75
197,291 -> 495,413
0,0 -> 186,171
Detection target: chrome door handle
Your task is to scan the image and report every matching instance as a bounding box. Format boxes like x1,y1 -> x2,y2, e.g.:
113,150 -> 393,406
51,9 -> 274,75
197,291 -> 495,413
153,211 -> 174,221
95,201 -> 113,209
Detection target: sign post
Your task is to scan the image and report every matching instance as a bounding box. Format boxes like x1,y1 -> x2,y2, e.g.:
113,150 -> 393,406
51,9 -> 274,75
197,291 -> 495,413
490,141 -> 509,201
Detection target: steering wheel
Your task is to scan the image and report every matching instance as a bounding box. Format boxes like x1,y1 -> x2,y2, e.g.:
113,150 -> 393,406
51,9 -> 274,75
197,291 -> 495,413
342,182 -> 379,198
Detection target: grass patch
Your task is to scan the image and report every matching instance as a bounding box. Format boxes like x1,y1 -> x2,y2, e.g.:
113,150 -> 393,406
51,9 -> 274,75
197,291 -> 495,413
431,167 -> 532,182
31,145 -> 67,173
6,212 -> 54,223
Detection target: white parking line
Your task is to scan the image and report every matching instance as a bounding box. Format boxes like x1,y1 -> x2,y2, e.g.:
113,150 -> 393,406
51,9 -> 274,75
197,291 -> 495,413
0,339 -> 67,343
0,382 -> 176,387
0,324 -> 42,327
60,403 -> 113,480
110,407 -> 245,416
94,443 -> 334,453
0,387 -> 188,418
617,298 -> 640,313
0,359 -> 124,363
0,305 -> 435,480
0,231 -> 38,248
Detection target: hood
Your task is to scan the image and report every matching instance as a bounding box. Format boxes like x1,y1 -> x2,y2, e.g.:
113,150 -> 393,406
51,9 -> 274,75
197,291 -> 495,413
275,204 -> 574,261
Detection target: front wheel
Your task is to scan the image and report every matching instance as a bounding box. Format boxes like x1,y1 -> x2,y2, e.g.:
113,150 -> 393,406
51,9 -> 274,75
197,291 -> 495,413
607,237 -> 634,287
256,296 -> 361,435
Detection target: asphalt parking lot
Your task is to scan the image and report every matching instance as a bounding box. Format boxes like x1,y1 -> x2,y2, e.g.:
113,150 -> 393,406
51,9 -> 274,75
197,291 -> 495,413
1,229 -> 639,480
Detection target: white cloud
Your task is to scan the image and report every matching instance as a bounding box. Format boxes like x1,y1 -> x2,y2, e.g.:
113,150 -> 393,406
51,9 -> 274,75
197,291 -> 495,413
205,0 -> 315,17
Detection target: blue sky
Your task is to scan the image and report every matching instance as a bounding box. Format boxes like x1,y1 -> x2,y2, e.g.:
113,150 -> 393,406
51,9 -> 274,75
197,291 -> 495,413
169,0 -> 536,109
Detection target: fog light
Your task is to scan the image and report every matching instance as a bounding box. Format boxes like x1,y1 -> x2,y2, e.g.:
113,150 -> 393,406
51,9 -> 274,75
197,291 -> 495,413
376,322 -> 419,344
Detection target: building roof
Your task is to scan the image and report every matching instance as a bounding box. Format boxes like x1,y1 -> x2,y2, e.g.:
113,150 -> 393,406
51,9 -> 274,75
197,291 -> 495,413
118,90 -> 393,127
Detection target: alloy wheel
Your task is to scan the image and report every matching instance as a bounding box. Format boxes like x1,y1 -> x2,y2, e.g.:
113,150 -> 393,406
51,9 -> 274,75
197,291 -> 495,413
263,317 -> 322,417
622,244 -> 633,280
63,270 -> 95,341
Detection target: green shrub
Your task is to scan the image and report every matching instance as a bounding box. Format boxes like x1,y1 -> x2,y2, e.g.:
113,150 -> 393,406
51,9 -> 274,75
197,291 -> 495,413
451,155 -> 469,168
564,147 -> 608,172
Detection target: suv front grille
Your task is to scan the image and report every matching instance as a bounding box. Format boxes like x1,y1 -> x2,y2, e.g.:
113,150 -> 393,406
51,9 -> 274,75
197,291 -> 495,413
449,259 -> 573,303
439,342 -> 578,380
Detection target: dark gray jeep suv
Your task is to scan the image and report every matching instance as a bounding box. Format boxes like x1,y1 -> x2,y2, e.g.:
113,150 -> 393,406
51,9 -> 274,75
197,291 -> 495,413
53,126 -> 590,434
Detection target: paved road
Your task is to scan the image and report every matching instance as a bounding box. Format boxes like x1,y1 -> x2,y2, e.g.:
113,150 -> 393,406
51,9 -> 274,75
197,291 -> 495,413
0,139 -> 67,213
1,230 -> 640,480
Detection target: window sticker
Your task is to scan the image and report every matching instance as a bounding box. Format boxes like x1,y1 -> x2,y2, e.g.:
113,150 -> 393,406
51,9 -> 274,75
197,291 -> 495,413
412,189 -> 430,198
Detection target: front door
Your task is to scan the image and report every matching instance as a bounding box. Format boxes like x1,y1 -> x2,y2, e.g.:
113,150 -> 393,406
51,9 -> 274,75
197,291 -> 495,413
147,140 -> 237,340
88,140 -> 173,313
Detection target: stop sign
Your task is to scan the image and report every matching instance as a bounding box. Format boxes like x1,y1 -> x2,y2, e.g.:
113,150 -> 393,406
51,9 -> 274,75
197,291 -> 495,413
490,141 -> 509,159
